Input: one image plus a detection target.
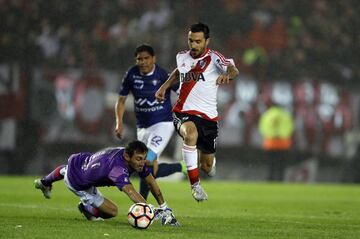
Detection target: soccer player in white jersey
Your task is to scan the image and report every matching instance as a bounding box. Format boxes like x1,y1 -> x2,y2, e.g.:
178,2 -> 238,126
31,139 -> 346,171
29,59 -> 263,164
156,23 -> 239,201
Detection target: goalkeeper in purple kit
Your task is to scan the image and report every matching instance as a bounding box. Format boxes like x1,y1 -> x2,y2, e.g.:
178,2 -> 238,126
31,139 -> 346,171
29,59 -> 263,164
34,140 -> 179,226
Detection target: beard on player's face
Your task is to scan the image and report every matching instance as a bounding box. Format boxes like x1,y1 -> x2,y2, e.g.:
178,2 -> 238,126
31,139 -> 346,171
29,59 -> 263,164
190,46 -> 205,58
189,40 -> 207,58
188,32 -> 209,58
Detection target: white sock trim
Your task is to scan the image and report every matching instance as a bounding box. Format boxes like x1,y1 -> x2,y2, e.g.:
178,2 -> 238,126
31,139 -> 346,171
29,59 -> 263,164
60,166 -> 67,176
182,144 -> 198,170
182,144 -> 196,152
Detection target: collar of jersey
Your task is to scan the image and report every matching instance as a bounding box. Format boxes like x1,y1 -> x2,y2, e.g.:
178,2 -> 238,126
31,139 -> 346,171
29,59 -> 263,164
190,48 -> 210,59
139,64 -> 156,76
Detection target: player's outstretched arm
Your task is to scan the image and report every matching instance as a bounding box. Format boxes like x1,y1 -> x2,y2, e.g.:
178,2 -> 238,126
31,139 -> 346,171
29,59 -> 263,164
144,174 -> 180,226
122,183 -> 147,203
114,95 -> 127,139
216,64 -> 239,85
155,68 -> 179,102
145,174 -> 165,205
227,64 -> 239,80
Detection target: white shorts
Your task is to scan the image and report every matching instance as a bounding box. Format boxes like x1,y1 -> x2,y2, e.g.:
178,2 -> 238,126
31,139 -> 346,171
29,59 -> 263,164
137,121 -> 174,158
64,166 -> 104,207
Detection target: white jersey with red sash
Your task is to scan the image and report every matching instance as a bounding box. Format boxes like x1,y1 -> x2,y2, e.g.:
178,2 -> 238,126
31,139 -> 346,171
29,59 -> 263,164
173,48 -> 235,121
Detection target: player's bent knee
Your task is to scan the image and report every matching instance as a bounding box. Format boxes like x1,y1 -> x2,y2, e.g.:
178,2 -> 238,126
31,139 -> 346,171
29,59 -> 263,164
200,163 -> 211,173
109,207 -> 118,217
99,198 -> 118,218
109,203 -> 118,217
181,125 -> 198,144
200,157 -> 214,173
103,206 -> 118,218
183,132 -> 198,144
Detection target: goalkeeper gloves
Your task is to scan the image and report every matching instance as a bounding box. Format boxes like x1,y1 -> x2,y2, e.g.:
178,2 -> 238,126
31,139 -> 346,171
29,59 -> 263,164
154,202 -> 180,226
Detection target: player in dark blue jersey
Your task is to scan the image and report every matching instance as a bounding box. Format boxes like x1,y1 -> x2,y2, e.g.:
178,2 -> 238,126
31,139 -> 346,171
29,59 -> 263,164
115,44 -> 186,200
34,140 -> 179,225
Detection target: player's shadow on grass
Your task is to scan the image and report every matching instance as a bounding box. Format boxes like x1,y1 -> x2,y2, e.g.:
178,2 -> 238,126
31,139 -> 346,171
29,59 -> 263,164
105,219 -> 182,232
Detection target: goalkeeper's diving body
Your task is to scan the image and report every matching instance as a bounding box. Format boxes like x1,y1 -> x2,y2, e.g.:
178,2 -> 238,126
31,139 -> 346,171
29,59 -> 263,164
34,140 -> 179,226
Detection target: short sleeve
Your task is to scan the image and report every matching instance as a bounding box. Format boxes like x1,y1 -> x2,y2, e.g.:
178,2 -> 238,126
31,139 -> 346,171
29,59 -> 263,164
176,52 -> 192,73
109,166 -> 131,190
119,72 -> 131,96
212,51 -> 235,73
175,53 -> 181,69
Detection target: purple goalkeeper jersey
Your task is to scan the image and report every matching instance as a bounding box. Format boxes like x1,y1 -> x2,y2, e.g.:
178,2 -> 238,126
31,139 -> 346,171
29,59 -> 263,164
66,147 -> 151,191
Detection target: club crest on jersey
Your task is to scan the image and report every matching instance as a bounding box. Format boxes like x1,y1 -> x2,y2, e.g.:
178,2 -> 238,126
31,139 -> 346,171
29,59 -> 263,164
152,79 -> 158,86
199,59 -> 206,69
180,72 -> 205,82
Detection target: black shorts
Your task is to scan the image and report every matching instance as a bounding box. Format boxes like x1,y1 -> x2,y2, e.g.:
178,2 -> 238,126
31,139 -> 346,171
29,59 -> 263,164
173,112 -> 218,154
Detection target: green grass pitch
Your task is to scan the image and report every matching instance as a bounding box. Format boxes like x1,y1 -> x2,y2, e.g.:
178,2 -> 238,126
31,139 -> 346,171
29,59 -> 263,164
1,176 -> 360,239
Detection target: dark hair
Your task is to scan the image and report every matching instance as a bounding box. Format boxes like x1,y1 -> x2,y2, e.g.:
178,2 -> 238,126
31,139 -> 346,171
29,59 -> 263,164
125,140 -> 148,157
189,23 -> 210,39
134,44 -> 155,57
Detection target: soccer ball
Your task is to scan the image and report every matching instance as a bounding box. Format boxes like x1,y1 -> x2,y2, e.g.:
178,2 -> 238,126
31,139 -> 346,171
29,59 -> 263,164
127,203 -> 155,229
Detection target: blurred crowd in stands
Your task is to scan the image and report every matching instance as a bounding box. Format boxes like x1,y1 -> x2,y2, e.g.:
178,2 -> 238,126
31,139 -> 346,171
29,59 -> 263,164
1,0 -> 360,177
1,0 -> 359,87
